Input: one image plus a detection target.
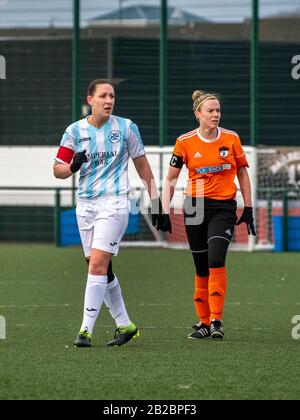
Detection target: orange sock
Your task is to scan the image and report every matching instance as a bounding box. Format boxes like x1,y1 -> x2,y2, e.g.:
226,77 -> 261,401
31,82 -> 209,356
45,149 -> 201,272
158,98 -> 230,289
194,274 -> 210,325
208,267 -> 227,321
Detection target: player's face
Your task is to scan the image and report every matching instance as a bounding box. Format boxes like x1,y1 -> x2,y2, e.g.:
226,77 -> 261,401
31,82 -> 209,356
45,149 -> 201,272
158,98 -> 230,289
195,99 -> 221,129
87,84 -> 115,119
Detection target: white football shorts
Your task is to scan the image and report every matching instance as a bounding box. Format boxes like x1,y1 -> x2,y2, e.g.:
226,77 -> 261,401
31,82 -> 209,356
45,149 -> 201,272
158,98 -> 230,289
76,196 -> 130,257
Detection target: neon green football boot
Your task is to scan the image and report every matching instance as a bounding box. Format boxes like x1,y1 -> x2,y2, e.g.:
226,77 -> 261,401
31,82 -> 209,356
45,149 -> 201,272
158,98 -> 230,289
74,327 -> 92,347
107,322 -> 140,347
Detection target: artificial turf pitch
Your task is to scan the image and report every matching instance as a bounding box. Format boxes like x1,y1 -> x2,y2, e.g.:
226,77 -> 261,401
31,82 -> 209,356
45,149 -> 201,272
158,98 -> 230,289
0,245 -> 299,400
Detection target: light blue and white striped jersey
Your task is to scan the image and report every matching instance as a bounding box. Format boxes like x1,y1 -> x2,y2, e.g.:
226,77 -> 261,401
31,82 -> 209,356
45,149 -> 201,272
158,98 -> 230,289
57,115 -> 145,199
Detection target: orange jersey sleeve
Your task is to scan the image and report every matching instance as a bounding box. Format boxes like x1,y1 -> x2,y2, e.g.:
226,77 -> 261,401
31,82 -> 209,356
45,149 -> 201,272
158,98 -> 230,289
233,135 -> 249,170
171,127 -> 249,200
173,133 -> 189,163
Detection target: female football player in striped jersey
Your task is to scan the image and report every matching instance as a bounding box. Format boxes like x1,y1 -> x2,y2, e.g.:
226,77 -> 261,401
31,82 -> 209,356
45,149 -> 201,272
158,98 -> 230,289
54,79 -> 171,348
162,89 -> 256,340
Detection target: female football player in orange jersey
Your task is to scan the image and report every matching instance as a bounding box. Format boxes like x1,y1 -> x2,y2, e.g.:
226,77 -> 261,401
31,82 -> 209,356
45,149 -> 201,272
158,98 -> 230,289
162,90 -> 256,340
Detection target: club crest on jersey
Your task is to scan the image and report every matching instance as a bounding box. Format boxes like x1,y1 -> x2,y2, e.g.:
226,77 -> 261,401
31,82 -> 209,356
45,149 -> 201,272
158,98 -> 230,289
219,147 -> 229,157
108,130 -> 122,143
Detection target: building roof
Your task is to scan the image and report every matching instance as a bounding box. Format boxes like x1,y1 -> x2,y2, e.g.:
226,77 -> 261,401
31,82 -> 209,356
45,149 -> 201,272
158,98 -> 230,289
90,4 -> 207,26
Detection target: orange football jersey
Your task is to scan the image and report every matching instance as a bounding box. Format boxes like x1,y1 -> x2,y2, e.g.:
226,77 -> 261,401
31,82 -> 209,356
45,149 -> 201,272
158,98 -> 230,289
172,127 -> 248,200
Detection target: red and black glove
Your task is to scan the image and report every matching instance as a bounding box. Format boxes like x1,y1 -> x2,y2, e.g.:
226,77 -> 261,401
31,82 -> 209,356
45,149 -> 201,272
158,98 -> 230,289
70,150 -> 88,173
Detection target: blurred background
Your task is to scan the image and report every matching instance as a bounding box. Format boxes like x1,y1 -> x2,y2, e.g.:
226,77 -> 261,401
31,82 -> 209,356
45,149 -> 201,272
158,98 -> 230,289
0,0 -> 299,250
1,0 -> 300,146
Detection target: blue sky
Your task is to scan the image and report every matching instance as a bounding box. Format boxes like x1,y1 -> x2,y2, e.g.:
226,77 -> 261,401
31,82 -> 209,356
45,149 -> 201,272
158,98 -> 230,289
0,0 -> 299,27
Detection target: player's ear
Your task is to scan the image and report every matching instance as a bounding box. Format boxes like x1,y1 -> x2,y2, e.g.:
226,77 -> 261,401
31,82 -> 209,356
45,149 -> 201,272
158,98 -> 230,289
86,95 -> 93,106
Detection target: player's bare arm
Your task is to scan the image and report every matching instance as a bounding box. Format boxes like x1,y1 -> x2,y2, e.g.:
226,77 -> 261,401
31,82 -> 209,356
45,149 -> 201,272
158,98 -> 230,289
132,154 -> 159,200
54,150 -> 88,179
162,166 -> 181,213
53,161 -> 72,179
237,166 -> 253,207
133,155 -> 172,233
236,166 -> 256,235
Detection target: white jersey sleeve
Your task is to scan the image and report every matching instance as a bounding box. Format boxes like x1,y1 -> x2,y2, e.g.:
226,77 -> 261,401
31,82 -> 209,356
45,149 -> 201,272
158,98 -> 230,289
55,126 -> 76,164
127,122 -> 145,159
61,128 -> 75,150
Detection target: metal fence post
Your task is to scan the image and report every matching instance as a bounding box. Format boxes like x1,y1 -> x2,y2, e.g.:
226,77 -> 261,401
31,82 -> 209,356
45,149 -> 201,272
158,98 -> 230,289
282,189 -> 288,252
267,190 -> 272,244
54,188 -> 61,247
72,0 -> 80,207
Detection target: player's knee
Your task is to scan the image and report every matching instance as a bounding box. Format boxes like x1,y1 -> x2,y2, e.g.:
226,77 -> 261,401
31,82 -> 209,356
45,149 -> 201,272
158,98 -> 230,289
89,260 -> 109,275
208,238 -> 228,268
192,251 -> 209,277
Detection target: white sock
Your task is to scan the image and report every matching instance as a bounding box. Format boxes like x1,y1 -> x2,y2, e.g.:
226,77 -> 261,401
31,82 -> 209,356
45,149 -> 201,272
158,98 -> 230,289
104,276 -> 130,327
80,274 -> 108,334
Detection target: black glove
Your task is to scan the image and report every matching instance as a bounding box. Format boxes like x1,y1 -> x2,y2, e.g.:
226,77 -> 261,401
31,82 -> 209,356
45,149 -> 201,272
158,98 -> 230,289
236,206 -> 256,236
151,198 -> 172,234
70,150 -> 88,173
